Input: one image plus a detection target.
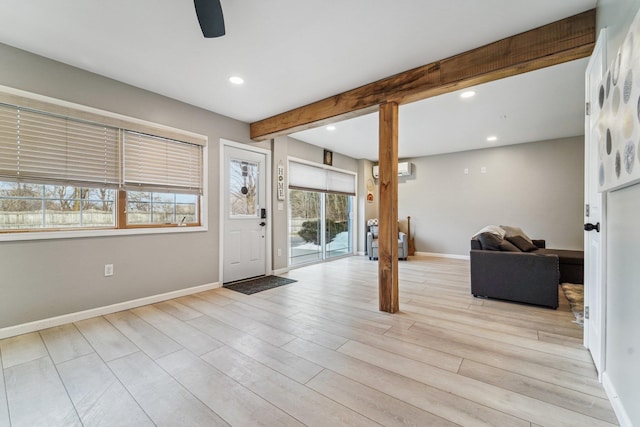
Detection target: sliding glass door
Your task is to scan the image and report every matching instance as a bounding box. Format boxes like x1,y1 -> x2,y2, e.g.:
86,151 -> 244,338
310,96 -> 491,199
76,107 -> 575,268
325,193 -> 351,259
288,160 -> 355,266
289,189 -> 322,265
288,189 -> 352,266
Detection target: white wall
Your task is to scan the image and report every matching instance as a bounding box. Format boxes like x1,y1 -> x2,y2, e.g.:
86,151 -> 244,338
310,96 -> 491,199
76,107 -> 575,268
394,137 -> 585,256
606,185 -> 640,425
597,0 -> 640,424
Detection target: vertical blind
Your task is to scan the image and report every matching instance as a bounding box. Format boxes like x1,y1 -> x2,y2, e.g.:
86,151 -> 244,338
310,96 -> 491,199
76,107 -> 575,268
123,131 -> 203,194
288,160 -> 356,195
0,103 -> 119,187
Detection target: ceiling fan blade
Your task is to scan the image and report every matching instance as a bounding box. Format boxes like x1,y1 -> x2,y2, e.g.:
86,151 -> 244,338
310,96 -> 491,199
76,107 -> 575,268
194,0 -> 225,38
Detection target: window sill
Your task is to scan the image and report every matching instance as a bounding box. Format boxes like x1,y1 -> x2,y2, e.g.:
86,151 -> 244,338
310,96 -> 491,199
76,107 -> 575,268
0,225 -> 208,242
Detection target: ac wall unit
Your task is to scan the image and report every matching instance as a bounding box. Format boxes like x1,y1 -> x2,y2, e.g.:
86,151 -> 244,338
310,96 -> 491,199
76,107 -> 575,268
372,162 -> 412,178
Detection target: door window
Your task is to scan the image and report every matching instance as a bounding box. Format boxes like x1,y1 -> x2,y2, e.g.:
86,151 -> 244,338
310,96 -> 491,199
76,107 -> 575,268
229,159 -> 259,217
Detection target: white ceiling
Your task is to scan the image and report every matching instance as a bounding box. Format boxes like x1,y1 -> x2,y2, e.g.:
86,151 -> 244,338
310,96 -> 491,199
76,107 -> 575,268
291,58 -> 589,160
0,0 -> 595,160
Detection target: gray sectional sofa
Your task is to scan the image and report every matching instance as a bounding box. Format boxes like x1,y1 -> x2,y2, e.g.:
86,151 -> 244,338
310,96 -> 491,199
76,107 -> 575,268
469,225 -> 584,309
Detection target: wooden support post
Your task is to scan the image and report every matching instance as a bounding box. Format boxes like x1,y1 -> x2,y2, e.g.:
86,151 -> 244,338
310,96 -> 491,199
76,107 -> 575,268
378,101 -> 399,313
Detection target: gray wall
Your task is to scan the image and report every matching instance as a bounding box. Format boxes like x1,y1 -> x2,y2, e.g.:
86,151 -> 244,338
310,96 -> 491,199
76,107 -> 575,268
357,159 -> 378,254
0,43 -> 254,328
287,138 -> 358,172
394,137 -> 585,256
271,136 -> 289,272
0,41 -> 361,329
598,0 -> 640,60
597,0 -> 640,424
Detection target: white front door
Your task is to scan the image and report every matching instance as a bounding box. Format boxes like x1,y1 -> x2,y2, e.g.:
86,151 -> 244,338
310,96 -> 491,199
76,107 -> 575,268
222,144 -> 268,283
584,29 -> 607,376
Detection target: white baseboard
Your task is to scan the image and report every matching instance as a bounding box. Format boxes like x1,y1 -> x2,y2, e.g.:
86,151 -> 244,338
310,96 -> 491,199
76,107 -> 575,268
0,281 -> 220,340
414,251 -> 470,260
272,267 -> 291,275
603,372 -> 632,426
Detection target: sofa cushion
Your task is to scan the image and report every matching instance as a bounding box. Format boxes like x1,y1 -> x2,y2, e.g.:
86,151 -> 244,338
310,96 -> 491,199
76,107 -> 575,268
500,225 -> 533,244
477,232 -> 503,250
507,235 -> 538,252
538,249 -> 584,265
499,240 -> 521,252
531,239 -> 546,249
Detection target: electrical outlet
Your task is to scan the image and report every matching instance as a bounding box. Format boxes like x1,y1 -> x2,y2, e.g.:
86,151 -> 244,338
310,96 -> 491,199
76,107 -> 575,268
277,248 -> 282,257
104,264 -> 114,277
481,166 -> 487,174
464,168 -> 469,175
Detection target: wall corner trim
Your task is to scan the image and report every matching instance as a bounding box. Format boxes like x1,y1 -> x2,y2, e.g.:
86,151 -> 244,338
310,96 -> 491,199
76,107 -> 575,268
0,281 -> 220,340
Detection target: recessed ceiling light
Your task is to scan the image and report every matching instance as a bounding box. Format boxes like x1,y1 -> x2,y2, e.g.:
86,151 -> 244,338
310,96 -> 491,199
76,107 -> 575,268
326,125 -> 336,131
460,91 -> 476,98
229,76 -> 244,85
486,135 -> 498,142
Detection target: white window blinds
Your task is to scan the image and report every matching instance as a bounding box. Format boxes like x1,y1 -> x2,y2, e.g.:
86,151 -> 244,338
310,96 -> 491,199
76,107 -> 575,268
288,160 -> 356,195
0,104 -> 119,187
123,131 -> 203,194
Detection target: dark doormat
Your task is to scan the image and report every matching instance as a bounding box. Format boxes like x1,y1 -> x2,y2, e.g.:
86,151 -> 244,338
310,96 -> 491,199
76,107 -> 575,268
224,275 -> 297,295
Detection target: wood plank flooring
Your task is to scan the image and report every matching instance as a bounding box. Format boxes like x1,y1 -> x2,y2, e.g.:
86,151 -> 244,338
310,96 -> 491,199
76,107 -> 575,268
0,255 -> 618,426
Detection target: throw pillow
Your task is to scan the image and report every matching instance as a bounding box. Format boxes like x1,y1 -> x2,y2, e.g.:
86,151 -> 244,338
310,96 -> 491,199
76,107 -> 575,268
507,235 -> 538,252
473,225 -> 506,240
499,240 -> 521,252
477,232 -> 503,250
500,225 -> 533,244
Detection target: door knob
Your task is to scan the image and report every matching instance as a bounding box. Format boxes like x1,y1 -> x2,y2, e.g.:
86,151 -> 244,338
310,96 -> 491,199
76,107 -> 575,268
259,221 -> 266,227
584,222 -> 600,232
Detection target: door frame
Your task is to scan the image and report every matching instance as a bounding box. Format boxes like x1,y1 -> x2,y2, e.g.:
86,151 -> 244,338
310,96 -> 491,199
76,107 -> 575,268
219,139 -> 272,284
584,28 -> 607,377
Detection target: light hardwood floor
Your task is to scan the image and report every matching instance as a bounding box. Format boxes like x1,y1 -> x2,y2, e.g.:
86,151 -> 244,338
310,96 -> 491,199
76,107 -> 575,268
0,256 -> 618,426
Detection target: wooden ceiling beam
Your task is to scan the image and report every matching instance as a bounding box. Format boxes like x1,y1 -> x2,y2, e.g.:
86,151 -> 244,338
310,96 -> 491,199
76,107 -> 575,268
250,9 -> 595,141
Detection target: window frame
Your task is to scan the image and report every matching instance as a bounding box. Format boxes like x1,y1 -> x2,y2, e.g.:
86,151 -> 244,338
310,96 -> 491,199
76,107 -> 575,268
0,85 -> 208,241
119,190 -> 202,229
0,183 -> 118,232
